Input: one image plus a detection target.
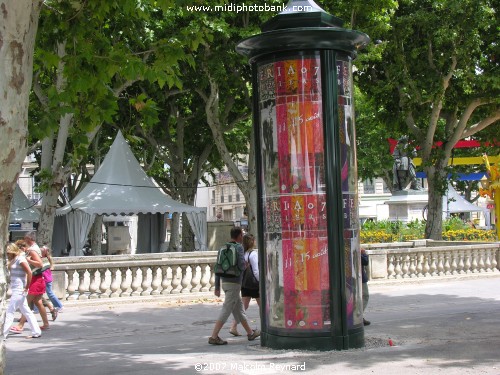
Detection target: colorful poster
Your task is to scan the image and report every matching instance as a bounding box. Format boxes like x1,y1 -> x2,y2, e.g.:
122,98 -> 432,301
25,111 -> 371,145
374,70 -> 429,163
336,57 -> 363,328
258,54 -> 330,331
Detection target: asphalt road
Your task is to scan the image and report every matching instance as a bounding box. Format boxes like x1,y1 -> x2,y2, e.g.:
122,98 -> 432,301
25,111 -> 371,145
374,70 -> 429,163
5,275 -> 500,375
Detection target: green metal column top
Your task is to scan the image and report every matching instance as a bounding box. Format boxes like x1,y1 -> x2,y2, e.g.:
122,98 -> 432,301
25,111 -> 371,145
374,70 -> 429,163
236,0 -> 369,62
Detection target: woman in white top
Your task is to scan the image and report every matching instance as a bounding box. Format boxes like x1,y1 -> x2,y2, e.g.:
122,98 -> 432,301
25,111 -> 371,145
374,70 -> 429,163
3,243 -> 42,339
229,233 -> 260,336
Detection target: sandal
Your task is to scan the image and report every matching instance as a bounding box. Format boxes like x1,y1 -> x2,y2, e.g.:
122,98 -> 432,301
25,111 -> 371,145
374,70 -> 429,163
26,334 -> 41,339
229,329 -> 241,337
208,336 -> 227,345
51,309 -> 58,321
40,325 -> 50,331
9,326 -> 22,334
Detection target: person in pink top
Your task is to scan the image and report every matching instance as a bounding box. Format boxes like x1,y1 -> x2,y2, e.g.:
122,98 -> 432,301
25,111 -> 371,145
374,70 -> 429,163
41,246 -> 64,314
3,243 -> 42,339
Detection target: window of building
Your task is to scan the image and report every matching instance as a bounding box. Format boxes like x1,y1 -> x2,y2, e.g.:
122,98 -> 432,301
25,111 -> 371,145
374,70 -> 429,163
382,179 -> 391,193
235,206 -> 243,218
363,180 -> 375,194
211,190 -> 215,204
223,209 -> 232,221
220,187 -> 224,203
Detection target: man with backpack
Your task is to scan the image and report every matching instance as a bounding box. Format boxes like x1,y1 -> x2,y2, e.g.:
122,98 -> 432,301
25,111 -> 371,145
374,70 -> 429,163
208,227 -> 261,345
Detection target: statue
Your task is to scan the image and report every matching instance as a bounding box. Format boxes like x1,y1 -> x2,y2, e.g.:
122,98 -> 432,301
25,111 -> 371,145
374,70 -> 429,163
392,136 -> 422,191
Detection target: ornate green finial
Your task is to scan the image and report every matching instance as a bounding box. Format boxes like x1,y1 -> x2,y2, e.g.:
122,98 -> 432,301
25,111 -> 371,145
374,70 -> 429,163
262,0 -> 344,31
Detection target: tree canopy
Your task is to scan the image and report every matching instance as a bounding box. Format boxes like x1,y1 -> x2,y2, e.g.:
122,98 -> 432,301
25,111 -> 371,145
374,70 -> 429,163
355,0 -> 499,238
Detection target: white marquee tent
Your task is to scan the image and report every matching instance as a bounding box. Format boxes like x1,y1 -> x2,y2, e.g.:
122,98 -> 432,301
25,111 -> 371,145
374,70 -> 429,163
56,131 -> 207,256
9,184 -> 40,223
443,183 -> 490,227
443,183 -> 487,214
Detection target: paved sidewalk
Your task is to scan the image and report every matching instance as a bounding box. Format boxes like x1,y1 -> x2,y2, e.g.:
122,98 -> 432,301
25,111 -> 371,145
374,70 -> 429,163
5,275 -> 500,375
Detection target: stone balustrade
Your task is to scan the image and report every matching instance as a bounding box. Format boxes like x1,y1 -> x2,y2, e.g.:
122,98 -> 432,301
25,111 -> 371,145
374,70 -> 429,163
365,240 -> 500,280
51,251 -> 219,301
47,241 -> 499,302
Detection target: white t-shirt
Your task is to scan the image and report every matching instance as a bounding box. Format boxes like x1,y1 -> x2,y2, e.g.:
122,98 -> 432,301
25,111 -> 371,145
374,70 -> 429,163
9,254 -> 28,293
244,250 -> 259,280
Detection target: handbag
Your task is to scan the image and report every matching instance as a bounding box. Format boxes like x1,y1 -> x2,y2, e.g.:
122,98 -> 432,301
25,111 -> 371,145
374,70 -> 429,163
242,258 -> 259,290
32,258 -> 51,276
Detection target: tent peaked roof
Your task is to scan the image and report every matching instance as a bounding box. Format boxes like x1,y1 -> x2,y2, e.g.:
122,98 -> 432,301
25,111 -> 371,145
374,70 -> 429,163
57,131 -> 204,216
443,183 -> 486,214
10,184 -> 40,222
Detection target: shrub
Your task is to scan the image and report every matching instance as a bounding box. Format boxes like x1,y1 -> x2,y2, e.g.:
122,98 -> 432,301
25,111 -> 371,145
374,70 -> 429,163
360,218 -> 497,243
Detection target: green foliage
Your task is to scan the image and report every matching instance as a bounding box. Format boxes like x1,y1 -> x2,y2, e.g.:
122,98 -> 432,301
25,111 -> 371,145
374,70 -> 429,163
361,218 -> 497,243
442,216 -> 468,231
351,0 -> 499,238
30,0 -> 204,169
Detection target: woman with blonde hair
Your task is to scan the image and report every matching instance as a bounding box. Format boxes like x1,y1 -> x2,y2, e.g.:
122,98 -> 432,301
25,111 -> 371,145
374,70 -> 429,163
10,239 -> 50,332
3,243 -> 42,339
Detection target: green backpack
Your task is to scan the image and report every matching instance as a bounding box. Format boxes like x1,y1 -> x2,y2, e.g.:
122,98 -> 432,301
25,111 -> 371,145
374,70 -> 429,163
214,242 -> 241,278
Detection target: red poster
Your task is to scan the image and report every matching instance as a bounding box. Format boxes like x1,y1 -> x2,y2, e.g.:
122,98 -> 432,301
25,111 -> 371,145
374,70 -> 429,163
259,56 -> 331,332
318,237 -> 330,292
280,195 -> 292,236
282,238 -> 295,327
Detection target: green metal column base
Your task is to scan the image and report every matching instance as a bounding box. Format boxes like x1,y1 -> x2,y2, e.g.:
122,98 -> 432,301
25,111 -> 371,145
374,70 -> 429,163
261,328 -> 364,351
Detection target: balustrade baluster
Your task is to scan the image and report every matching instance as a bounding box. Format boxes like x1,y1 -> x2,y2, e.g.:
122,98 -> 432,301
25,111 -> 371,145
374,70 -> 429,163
457,250 -> 465,274
160,266 -> 172,295
66,270 -> 77,300
409,253 -> 417,278
429,251 -> 438,276
109,268 -> 120,298
437,252 -> 445,276
170,266 -> 181,294
491,249 -> 498,272
119,267 -> 130,297
464,250 -> 472,274
88,269 -> 100,299
190,265 -> 201,292
394,255 -> 402,279
415,253 -> 423,277
200,264 -> 211,292
140,266 -> 151,296
129,267 -> 141,296
477,249 -> 486,273
99,268 -> 109,298
387,255 -> 395,279
449,251 -> 457,275
401,254 -> 410,278
77,270 -> 88,300
180,265 -> 191,293
150,266 -> 161,295
422,253 -> 430,277
484,248 -> 492,272
471,249 -> 479,273
444,251 -> 451,275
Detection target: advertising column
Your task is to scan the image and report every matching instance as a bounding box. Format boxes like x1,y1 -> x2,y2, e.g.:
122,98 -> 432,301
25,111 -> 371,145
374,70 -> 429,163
258,54 -> 332,335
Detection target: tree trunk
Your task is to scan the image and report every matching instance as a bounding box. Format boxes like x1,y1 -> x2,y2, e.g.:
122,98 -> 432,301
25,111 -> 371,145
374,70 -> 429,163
424,167 -> 446,240
168,212 -> 180,251
182,213 -> 195,252
37,183 -> 63,246
90,215 -> 103,255
0,1 -> 43,372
